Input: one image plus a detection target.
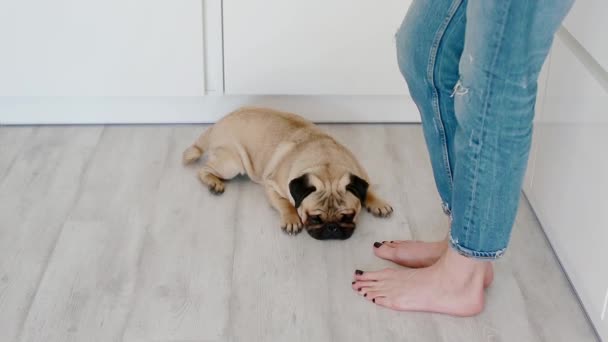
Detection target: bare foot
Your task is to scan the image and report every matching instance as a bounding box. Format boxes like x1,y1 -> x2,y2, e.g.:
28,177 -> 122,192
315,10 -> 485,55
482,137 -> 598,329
373,240 -> 493,288
352,248 -> 493,316
373,240 -> 448,268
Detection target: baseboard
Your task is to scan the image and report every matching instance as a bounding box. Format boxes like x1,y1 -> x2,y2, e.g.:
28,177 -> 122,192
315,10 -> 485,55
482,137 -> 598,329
0,95 -> 420,125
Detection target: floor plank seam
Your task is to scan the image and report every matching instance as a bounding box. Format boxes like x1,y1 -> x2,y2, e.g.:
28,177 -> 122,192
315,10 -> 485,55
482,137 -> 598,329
222,182 -> 244,342
14,127 -> 106,342
0,127 -> 38,187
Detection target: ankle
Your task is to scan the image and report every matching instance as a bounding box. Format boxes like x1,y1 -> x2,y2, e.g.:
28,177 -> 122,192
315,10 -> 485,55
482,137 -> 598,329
438,248 -> 488,287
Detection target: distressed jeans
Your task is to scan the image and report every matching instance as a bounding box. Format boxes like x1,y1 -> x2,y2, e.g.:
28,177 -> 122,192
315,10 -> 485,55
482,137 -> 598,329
396,0 -> 573,259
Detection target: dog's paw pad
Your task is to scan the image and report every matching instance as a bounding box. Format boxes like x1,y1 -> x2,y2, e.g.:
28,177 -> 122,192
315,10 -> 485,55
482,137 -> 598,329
281,215 -> 303,235
366,202 -> 393,217
199,172 -> 225,195
206,180 -> 225,194
209,184 -> 225,195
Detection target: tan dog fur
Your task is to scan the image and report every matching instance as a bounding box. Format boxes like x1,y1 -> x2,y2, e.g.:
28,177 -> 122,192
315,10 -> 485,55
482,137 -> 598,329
183,107 -> 392,238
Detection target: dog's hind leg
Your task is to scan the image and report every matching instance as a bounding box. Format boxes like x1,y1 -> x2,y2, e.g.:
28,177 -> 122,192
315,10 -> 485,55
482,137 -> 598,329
198,147 -> 243,194
183,127 -> 213,165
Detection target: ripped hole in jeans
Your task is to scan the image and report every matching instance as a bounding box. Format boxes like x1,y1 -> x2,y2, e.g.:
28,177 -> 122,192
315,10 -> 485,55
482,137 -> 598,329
451,79 -> 469,97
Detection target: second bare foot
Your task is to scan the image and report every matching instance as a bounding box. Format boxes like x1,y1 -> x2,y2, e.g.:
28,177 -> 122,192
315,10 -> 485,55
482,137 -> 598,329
352,248 -> 493,316
372,240 -> 494,288
374,240 -> 448,268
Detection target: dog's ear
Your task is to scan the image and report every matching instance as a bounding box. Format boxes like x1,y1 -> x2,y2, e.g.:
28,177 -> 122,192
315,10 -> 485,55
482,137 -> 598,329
346,174 -> 369,204
289,174 -> 317,208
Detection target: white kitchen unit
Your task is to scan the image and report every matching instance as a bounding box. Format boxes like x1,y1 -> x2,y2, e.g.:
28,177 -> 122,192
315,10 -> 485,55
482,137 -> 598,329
524,24 -> 608,342
562,0 -> 608,72
0,0 -> 417,123
0,0 -> 205,97
223,0 -> 411,95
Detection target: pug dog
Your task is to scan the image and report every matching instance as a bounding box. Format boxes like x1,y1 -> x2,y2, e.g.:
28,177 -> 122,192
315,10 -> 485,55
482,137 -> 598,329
183,107 -> 393,240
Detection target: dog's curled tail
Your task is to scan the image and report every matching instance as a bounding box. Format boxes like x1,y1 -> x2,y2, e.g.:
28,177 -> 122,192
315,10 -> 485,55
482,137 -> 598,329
182,128 -> 212,165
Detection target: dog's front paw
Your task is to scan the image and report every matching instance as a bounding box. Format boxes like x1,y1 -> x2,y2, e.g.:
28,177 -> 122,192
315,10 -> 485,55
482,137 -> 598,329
366,200 -> 393,218
280,213 -> 303,235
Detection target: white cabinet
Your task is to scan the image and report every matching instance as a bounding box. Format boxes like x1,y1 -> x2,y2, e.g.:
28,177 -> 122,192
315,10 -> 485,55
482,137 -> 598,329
0,0 -> 205,96
562,0 -> 608,71
0,1 -> 417,123
223,0 -> 411,95
525,33 -> 608,341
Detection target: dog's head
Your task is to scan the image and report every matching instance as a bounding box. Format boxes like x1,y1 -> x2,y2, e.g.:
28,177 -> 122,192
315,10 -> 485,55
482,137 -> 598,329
289,172 -> 368,240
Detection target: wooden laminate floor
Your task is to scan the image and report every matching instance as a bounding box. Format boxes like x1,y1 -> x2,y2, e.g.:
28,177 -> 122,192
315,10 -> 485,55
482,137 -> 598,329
0,124 -> 598,342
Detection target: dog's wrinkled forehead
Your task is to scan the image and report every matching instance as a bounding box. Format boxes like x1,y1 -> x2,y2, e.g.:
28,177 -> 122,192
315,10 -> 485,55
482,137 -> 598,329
306,173 -> 350,194
309,173 -> 368,205
289,172 -> 369,211
309,190 -> 346,214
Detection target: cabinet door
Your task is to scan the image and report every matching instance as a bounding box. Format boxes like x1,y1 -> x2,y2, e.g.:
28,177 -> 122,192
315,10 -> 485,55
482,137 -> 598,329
562,0 -> 608,71
223,0 -> 411,95
0,0 -> 204,96
527,35 -> 608,341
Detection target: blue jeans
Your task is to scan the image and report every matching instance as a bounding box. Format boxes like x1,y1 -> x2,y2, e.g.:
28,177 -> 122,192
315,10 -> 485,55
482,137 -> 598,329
396,0 -> 573,259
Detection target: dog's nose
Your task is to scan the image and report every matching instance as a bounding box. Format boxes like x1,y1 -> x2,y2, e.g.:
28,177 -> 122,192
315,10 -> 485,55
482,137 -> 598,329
326,223 -> 339,233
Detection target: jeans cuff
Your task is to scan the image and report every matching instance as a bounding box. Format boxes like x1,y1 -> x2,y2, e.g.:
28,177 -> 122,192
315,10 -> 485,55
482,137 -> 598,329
449,235 -> 506,260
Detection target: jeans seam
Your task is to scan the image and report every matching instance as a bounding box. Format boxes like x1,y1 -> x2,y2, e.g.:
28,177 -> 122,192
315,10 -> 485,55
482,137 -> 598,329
426,0 -> 463,193
462,1 -> 512,245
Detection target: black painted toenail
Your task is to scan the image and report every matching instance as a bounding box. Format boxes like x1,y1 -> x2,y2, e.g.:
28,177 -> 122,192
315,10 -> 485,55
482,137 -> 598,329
364,293 -> 367,297
355,270 -> 363,275
373,242 -> 382,248
390,241 -> 394,243
373,298 -> 376,303
352,281 -> 355,285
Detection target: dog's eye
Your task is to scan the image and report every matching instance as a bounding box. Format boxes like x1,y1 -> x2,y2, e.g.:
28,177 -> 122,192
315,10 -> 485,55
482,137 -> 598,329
309,215 -> 323,224
340,214 -> 355,223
